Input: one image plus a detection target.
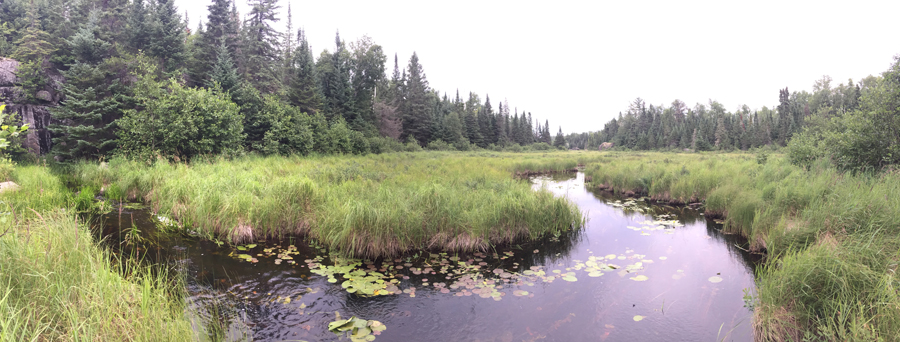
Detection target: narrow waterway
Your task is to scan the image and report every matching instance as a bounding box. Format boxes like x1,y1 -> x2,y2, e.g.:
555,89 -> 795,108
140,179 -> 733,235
102,172 -> 758,341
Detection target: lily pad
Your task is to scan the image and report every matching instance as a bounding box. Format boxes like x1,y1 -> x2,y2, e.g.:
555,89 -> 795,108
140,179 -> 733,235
633,315 -> 645,322
708,276 -> 723,283
630,275 -> 649,282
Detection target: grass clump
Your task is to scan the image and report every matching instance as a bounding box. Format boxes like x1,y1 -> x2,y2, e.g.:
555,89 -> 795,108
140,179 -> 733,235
74,151 -> 584,258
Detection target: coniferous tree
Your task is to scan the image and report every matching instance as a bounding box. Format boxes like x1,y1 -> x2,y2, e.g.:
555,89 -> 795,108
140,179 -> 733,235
49,13 -> 129,161
553,127 -> 567,149
243,0 -> 282,93
147,0 -> 186,76
207,41 -> 240,94
287,28 -> 323,115
317,32 -> 354,121
125,0 -> 150,52
401,52 -> 431,144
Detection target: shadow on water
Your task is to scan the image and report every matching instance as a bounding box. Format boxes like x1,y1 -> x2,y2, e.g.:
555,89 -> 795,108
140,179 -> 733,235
95,172 -> 759,342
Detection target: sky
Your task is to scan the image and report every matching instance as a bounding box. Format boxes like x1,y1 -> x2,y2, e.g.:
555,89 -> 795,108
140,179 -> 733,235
175,0 -> 900,134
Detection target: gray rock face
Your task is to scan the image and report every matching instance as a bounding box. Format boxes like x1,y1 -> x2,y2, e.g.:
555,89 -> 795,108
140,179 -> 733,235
0,57 -> 58,155
0,58 -> 18,86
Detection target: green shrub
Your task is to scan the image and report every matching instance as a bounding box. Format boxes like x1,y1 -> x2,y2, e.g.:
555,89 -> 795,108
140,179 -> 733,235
118,70 -> 244,161
786,130 -> 822,169
426,139 -> 453,151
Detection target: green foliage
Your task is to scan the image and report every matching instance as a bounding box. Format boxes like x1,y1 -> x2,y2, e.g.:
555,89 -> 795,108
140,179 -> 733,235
254,96 -> 313,156
118,61 -> 244,161
786,130 -> 822,169
425,139 -> 453,151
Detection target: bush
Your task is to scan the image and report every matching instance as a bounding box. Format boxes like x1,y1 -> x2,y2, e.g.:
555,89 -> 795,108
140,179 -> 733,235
787,130 -> 822,169
527,142 -> 554,151
119,72 -> 244,161
426,139 -> 453,151
403,136 -> 422,152
503,144 -> 524,153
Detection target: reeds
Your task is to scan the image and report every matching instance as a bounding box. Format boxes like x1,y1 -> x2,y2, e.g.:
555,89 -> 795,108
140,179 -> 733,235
74,151 -> 584,258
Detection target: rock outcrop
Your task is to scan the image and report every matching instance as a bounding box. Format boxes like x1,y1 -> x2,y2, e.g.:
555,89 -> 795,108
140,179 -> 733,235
0,57 -> 59,155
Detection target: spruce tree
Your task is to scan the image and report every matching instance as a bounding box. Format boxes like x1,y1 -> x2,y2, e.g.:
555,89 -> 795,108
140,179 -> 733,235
243,0 -> 282,93
401,52 -> 431,144
49,13 -> 129,161
553,127 -> 567,149
147,0 -> 186,76
286,28 -> 323,115
207,41 -> 240,94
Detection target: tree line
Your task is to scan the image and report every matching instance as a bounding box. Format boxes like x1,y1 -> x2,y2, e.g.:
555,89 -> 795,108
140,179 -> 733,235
0,0 -> 566,162
566,56 -> 900,173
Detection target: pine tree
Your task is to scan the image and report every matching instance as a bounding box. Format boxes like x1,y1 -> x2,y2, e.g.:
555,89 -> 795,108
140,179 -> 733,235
243,0 -> 282,93
286,28 -> 323,115
125,0 -> 150,52
193,0 -> 241,86
401,52 -> 431,144
49,14 -> 129,161
553,127 -> 567,149
148,0 -> 186,76
317,32 -> 354,122
12,1 -> 55,103
207,41 -> 240,94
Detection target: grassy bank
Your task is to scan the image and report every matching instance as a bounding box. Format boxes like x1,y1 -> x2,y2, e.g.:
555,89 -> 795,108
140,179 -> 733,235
584,151 -> 900,341
74,151 -> 586,258
0,166 -> 200,341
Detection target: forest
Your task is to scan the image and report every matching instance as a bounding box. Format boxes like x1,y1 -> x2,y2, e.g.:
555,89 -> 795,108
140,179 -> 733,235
0,0 -> 567,164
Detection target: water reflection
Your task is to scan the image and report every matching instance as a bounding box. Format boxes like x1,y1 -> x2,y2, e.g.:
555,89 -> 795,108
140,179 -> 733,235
98,172 -> 758,342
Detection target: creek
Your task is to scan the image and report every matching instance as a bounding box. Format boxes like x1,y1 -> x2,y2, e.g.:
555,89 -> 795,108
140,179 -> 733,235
100,172 -> 759,341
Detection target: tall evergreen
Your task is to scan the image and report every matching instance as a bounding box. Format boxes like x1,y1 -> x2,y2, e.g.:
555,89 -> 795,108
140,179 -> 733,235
49,13 -> 129,161
243,0 -> 282,93
207,41 -> 240,94
401,52 -> 431,144
147,0 -> 186,76
317,32 -> 354,122
286,28 -> 323,115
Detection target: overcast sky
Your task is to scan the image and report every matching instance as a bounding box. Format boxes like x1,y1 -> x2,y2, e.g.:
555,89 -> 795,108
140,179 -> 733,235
175,0 -> 900,134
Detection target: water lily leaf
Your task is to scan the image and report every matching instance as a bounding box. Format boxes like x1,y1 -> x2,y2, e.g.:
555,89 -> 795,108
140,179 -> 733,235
236,246 -> 247,251
708,276 -> 723,283
633,315 -> 645,322
658,256 -> 667,260
246,244 -> 257,249
588,271 -> 604,277
562,274 -> 578,282
630,275 -> 649,281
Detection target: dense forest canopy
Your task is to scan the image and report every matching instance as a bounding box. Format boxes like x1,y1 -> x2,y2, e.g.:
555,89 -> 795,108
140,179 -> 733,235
0,0 -> 562,161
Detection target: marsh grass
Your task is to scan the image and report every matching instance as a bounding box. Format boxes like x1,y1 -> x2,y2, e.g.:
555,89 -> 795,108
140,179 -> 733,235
0,166 -> 205,341
584,151 -> 900,341
0,211 -> 199,342
74,151 -> 584,258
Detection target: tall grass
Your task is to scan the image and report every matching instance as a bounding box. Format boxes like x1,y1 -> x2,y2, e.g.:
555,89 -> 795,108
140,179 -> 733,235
0,212 -> 199,341
584,151 -> 900,341
0,166 -> 202,341
74,151 -> 584,258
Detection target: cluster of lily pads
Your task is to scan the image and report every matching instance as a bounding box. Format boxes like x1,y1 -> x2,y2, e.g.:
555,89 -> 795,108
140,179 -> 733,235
609,198 -> 648,212
625,214 -> 684,236
328,315 -> 386,342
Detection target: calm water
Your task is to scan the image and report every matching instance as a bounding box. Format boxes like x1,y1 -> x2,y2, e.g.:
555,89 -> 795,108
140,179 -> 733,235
102,172 -> 759,341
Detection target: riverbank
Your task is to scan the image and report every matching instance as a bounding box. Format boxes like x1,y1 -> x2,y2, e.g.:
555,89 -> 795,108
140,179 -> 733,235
0,166 -> 199,341
584,151 -> 900,341
73,152 -> 586,258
